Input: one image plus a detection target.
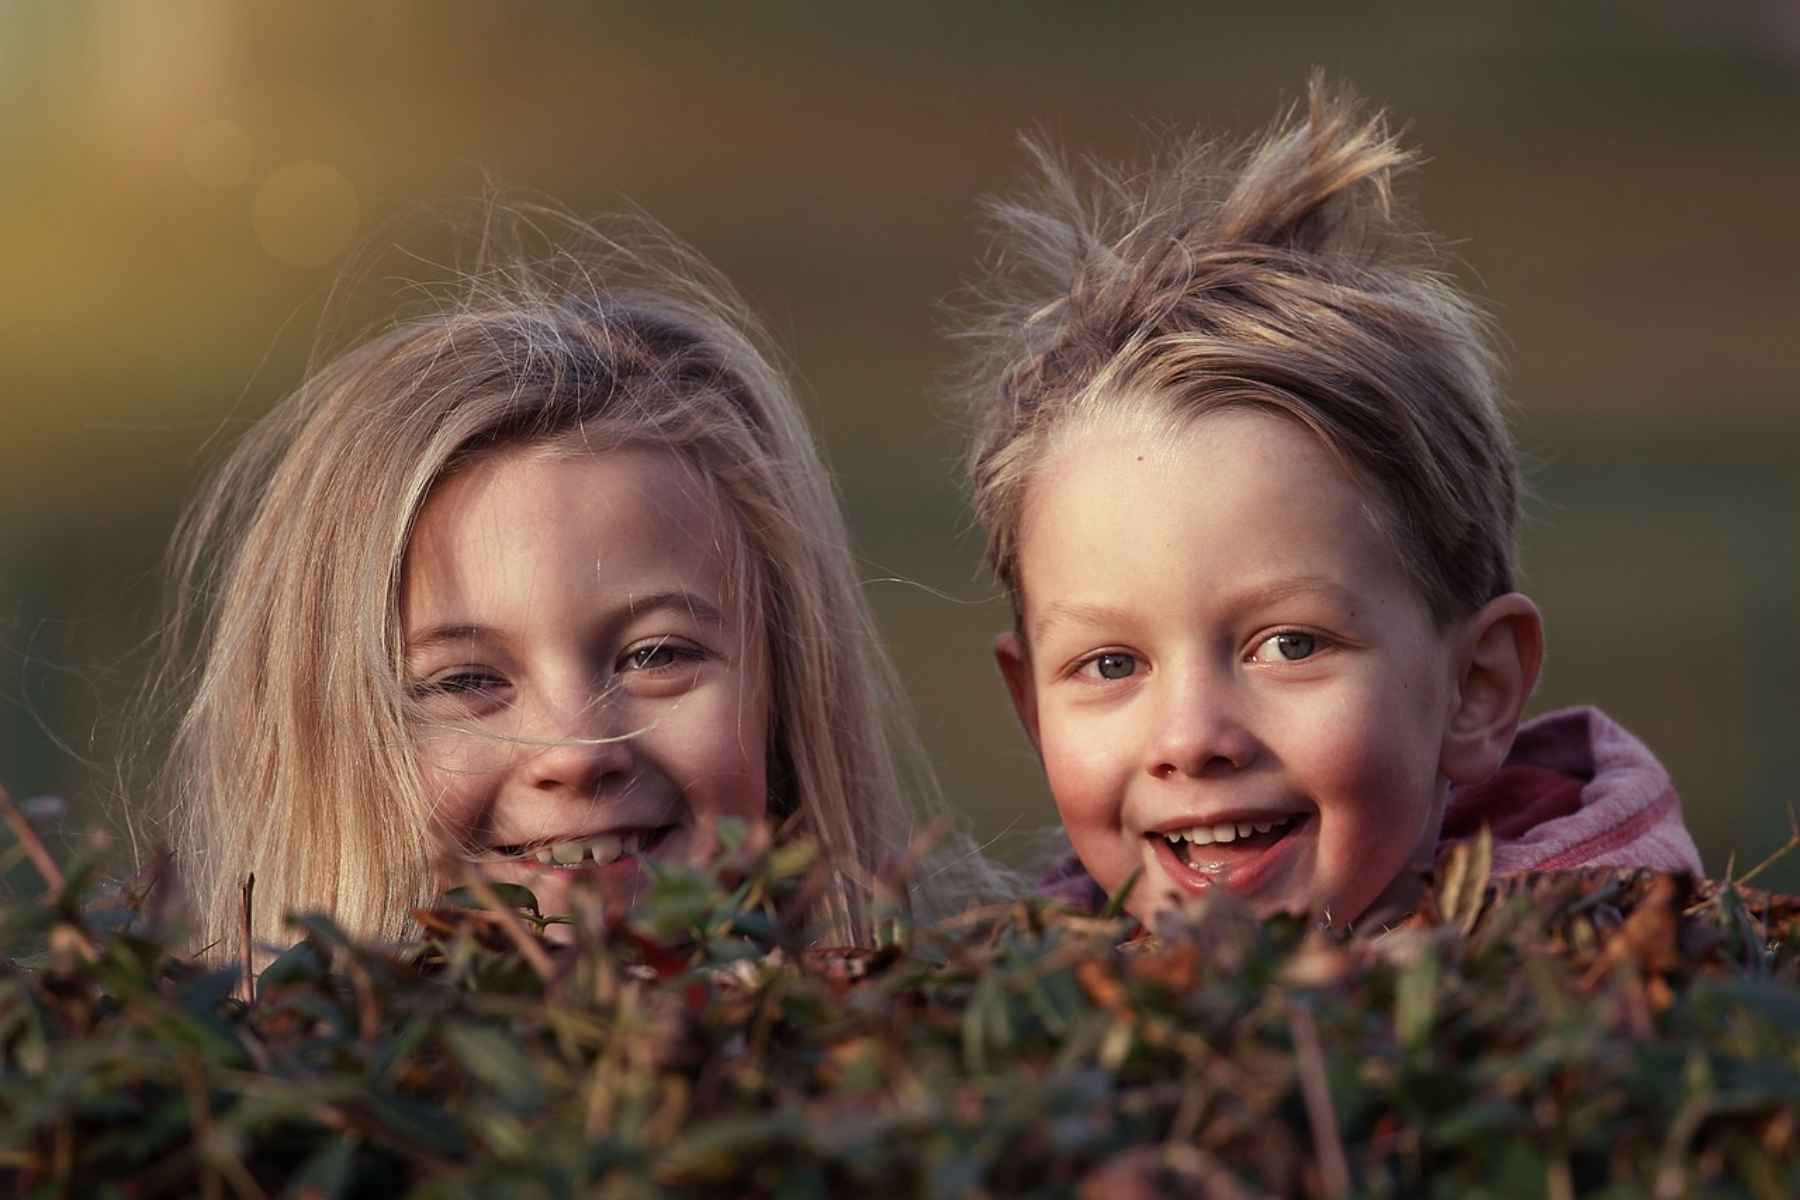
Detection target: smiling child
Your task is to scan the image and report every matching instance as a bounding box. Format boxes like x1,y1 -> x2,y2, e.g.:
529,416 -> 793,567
962,79 -> 1703,928
151,210 -> 953,960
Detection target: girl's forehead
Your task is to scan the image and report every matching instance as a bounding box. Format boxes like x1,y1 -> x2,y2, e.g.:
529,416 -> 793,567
426,442 -> 725,534
403,443 -> 750,612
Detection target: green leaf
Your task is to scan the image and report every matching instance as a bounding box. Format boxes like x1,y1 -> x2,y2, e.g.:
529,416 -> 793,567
440,883 -> 542,917
258,937 -> 328,987
442,1020 -> 544,1109
1395,954 -> 1439,1053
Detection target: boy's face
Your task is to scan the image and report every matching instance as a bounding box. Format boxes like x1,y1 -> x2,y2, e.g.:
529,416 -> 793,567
996,407 -> 1468,927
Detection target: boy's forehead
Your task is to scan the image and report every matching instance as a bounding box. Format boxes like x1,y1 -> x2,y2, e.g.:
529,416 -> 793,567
1018,406 -> 1426,627
1039,402 -> 1347,495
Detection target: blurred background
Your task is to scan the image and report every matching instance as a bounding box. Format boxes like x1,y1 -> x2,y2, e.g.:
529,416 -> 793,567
3,2 -> 1797,894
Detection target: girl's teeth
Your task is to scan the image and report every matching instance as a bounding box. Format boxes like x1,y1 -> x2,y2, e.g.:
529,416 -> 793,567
530,833 -> 634,866
500,829 -> 664,867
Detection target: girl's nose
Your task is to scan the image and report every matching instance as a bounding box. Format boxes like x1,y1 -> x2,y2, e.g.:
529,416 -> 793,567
1146,671 -> 1259,779
520,691 -> 635,797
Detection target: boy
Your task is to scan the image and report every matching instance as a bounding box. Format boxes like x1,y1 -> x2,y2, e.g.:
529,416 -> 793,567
960,80 -> 1702,925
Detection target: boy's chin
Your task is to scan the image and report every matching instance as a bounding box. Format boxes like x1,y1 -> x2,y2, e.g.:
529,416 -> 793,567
1348,868 -> 1432,931
1126,869 -> 1301,928
1129,869 -> 1430,935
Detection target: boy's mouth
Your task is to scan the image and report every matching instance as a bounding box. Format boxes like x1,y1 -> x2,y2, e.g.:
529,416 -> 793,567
474,825 -> 676,869
1150,813 -> 1309,890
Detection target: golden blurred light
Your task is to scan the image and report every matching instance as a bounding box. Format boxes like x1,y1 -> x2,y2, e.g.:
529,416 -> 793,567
183,118 -> 254,190
251,161 -> 359,269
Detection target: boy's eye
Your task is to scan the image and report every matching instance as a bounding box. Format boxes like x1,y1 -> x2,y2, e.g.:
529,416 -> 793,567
1083,652 -> 1139,681
1251,632 -> 1318,663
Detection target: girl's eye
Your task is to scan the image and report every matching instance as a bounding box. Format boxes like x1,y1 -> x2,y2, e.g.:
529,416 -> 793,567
413,669 -> 506,698
622,640 -> 703,672
1082,652 -> 1139,681
1251,631 -> 1319,663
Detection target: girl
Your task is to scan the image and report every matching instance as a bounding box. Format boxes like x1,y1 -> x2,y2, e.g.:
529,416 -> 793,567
149,209 -> 941,960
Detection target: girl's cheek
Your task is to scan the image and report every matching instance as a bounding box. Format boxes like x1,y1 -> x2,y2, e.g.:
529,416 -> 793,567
415,732 -> 489,784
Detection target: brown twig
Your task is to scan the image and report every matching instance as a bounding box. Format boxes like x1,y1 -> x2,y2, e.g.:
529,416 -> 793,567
3,782 -> 99,965
179,1055 -> 225,1200
238,874 -> 256,1007
0,782 -> 66,896
457,863 -> 558,984
1288,999 -> 1351,1200
1734,801 -> 1800,892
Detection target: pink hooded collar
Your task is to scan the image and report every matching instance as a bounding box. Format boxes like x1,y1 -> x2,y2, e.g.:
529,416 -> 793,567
1441,705 -> 1702,876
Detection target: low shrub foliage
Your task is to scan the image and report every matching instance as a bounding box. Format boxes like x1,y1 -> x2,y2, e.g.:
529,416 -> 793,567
3,791 -> 1797,1199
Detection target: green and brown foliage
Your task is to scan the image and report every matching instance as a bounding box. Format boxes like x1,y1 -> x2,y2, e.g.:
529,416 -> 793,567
3,788 -> 1798,1199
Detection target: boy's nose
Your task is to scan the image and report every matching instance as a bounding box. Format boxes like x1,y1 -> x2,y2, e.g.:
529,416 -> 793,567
1146,674 -> 1259,779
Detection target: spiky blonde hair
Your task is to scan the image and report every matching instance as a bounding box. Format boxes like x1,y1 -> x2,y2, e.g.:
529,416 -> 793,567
964,76 -> 1518,628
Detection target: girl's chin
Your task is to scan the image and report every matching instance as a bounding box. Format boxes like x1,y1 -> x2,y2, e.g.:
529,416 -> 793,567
461,848 -> 666,922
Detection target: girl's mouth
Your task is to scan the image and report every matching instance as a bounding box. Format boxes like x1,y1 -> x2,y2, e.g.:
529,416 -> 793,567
1150,813 -> 1310,897
476,825 -> 675,869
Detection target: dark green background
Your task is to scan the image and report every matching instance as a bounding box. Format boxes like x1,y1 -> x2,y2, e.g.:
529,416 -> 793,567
4,3 -> 1797,892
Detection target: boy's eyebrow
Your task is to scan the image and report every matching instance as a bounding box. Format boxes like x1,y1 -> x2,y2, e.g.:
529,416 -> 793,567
1031,601 -> 1132,643
1227,575 -> 1362,612
1030,576 -> 1360,642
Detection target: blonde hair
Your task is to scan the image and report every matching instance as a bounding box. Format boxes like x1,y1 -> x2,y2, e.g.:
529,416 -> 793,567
150,209 -> 932,958
964,77 -> 1518,626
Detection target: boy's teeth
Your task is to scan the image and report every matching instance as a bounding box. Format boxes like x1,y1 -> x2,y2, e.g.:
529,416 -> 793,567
1167,814 -> 1294,847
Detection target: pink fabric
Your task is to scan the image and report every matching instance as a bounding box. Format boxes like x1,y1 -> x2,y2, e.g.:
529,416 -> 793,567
1038,705 -> 1704,913
1442,705 -> 1703,876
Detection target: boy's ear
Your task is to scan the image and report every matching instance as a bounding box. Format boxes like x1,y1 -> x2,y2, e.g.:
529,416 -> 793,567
1440,592 -> 1545,785
993,631 -> 1042,755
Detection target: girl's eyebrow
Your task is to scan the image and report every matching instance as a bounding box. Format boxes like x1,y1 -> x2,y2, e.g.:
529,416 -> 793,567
405,623 -> 495,655
625,589 -> 726,625
406,591 -> 727,655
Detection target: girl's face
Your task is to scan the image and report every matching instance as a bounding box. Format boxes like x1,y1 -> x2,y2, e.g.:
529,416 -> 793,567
995,407 -> 1467,928
401,444 -> 769,919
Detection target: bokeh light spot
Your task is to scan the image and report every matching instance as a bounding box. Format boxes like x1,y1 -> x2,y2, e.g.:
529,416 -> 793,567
182,118 -> 255,190
252,161 -> 359,269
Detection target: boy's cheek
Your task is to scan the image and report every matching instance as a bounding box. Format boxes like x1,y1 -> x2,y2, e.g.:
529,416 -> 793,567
1039,725 -> 1138,884
1306,734 -> 1445,919
1037,719 -> 1125,817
